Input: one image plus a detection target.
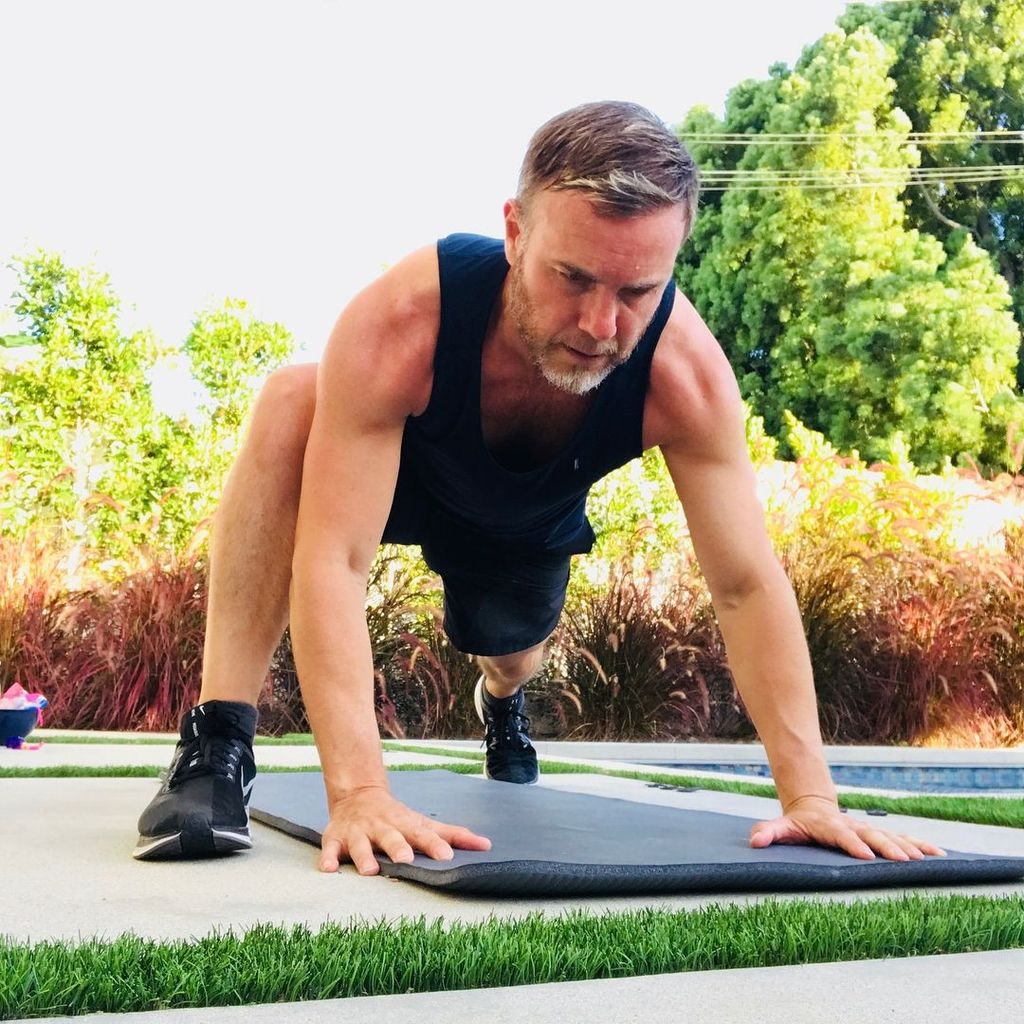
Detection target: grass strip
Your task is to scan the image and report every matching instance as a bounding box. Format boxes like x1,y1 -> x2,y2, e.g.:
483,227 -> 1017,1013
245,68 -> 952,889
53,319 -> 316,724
34,734 -> 460,747
4,755 -> 1022,829
33,733 -> 318,746
383,739 -> 482,759
0,763 -> 480,780
3,893 -> 1023,1018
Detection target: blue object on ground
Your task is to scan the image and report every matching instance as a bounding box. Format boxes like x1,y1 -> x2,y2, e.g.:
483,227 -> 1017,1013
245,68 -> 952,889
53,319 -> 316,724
0,708 -> 40,747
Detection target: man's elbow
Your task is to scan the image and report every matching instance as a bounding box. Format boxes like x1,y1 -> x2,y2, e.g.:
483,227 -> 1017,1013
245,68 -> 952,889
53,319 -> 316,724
711,562 -> 788,613
291,541 -> 373,591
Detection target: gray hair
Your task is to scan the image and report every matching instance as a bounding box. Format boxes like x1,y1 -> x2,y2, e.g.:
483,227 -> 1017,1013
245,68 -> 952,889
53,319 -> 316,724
516,100 -> 700,232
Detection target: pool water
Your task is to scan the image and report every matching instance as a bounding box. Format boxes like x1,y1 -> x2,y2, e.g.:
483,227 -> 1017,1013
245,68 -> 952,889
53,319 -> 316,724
629,762 -> 1024,795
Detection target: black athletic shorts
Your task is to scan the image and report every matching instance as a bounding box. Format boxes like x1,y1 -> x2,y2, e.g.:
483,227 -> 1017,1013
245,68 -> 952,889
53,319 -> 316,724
417,535 -> 572,657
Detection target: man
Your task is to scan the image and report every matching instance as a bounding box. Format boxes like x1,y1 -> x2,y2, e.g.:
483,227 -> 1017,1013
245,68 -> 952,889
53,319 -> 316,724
135,101 -> 945,872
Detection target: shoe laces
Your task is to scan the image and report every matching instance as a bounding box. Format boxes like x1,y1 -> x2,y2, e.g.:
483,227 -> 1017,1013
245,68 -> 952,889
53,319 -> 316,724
167,733 -> 246,786
483,698 -> 533,752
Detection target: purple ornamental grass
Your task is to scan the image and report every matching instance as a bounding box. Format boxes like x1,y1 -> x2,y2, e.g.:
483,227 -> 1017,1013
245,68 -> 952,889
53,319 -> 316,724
41,552 -> 207,731
553,562 -> 731,742
3,484 -> 1023,742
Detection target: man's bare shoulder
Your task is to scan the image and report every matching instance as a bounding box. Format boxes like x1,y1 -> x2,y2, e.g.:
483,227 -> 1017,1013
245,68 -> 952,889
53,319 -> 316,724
321,244 -> 440,420
644,288 -> 744,457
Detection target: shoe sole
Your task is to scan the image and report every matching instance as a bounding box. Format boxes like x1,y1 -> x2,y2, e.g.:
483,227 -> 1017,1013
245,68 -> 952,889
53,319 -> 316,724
474,676 -> 539,786
481,763 -> 540,786
132,826 -> 252,861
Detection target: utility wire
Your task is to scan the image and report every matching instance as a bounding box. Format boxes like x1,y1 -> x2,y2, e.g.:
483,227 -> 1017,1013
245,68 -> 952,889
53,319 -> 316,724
700,180 -> 1019,192
680,130 -> 1024,146
701,172 -> 1023,187
675,130 -> 1024,190
702,165 -> 1021,179
697,165 -> 1023,191
700,179 -> 1021,192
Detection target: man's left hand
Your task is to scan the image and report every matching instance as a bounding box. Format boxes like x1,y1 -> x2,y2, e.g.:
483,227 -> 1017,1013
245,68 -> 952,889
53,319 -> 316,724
749,795 -> 948,861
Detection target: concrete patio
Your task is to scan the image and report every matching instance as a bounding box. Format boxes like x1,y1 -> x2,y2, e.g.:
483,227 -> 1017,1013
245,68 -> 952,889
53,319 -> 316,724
3,736 -> 1023,1023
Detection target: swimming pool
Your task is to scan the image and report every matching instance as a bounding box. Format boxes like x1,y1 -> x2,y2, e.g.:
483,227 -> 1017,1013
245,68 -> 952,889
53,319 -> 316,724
627,761 -> 1024,795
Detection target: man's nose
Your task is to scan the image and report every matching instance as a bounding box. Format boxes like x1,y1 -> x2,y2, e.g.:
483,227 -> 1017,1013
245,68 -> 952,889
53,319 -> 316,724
578,292 -> 618,343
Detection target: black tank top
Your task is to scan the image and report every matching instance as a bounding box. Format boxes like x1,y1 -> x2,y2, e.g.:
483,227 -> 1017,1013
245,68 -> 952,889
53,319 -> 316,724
380,233 -> 676,559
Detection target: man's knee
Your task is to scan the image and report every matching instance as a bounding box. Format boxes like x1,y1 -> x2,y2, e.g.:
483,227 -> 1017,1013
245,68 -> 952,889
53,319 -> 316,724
260,363 -> 318,419
477,641 -> 548,687
248,363 -> 318,454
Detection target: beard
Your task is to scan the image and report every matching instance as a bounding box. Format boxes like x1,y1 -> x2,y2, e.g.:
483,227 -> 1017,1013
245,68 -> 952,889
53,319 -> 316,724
506,258 -> 631,397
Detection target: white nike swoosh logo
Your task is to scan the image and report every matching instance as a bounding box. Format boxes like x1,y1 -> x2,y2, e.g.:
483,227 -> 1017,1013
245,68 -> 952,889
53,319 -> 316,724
241,773 -> 255,801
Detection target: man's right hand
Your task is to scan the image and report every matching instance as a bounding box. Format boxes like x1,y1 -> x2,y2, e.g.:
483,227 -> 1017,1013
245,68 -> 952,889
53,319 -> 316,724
320,785 -> 492,874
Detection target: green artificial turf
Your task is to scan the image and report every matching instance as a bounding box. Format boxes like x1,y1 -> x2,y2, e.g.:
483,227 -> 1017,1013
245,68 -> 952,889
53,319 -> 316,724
33,732 -> 318,745
0,762 -> 480,780
3,894 -> 1023,1018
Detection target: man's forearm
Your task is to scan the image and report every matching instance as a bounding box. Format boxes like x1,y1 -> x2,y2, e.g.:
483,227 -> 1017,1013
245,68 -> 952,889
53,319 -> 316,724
288,563 -> 388,804
712,566 -> 838,812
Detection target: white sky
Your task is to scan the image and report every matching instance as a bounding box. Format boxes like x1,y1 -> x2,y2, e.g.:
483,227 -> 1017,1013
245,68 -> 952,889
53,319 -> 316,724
1,0 -> 852,415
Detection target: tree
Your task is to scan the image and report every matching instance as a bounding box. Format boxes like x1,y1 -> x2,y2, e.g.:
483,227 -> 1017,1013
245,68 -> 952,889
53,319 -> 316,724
1,250 -> 294,575
185,297 -> 293,434
675,21 -> 1023,472
840,0 -> 1024,386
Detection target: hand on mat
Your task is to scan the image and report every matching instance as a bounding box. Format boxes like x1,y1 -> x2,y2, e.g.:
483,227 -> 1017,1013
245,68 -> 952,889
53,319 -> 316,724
748,796 -> 948,861
320,785 -> 492,875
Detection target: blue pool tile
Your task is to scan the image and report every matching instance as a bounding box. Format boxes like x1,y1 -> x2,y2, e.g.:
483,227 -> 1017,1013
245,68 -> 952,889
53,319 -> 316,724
635,762 -> 1024,794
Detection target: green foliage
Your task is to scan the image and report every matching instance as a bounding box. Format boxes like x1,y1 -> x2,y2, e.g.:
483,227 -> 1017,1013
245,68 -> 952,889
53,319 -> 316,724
0,250 -> 294,573
840,0 -> 1024,380
743,399 -> 779,465
676,9 -> 1024,472
777,409 -> 963,554
582,401 -> 778,584
583,446 -> 683,574
184,297 -> 293,434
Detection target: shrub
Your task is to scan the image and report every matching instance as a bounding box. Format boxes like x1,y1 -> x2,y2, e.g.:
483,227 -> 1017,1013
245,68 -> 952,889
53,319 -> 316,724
262,545 -> 471,739
7,426 -> 1023,746
20,542 -> 208,731
551,559 -> 734,742
0,529 -> 68,697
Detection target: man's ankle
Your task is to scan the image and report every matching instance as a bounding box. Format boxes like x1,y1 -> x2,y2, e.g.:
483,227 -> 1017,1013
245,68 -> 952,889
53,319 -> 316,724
482,678 -> 522,702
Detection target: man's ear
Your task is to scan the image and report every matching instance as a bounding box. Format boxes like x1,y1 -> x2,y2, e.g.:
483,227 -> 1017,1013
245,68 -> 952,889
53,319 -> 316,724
503,198 -> 525,264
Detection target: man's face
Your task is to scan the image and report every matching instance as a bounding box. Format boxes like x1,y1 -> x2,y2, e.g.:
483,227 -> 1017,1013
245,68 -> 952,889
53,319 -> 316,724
504,189 -> 686,396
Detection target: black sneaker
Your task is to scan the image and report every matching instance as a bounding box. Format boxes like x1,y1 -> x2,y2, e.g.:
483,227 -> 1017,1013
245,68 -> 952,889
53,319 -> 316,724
133,700 -> 259,860
473,675 -> 539,785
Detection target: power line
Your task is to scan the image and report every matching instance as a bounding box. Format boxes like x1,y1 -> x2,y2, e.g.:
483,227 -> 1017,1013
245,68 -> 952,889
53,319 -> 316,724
703,164 -> 1021,178
701,166 -> 1023,183
675,130 -> 1024,190
700,181 -> 1020,192
680,130 -> 1023,140
680,130 -> 1024,147
697,165 -> 1024,191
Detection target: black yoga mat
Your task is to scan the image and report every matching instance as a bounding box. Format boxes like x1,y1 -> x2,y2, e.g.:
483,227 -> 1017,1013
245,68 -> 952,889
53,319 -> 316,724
250,769 -> 1024,896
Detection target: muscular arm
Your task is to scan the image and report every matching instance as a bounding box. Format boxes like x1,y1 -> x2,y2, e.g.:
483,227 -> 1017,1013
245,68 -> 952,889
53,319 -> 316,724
652,300 -> 838,813
289,247 -> 490,871
290,251 -> 432,798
